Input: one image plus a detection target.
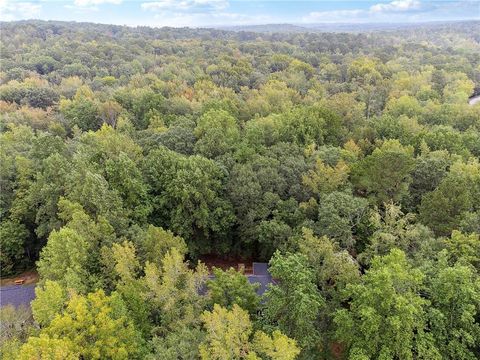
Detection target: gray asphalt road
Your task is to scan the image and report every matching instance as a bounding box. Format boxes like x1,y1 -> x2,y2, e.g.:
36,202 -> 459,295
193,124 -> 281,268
469,94 -> 480,106
0,284 -> 36,308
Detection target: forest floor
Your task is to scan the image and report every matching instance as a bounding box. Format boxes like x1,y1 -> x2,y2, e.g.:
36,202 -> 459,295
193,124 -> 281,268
0,269 -> 39,287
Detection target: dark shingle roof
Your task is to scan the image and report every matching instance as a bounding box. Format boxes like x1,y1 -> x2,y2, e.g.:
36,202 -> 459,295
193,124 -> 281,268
249,263 -> 273,295
200,263 -> 273,296
247,274 -> 272,296
252,262 -> 269,276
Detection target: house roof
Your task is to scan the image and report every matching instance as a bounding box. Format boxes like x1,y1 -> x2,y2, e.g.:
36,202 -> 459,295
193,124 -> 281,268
252,262 -> 269,276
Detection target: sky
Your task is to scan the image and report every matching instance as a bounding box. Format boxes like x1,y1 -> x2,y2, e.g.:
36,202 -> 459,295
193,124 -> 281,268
0,0 -> 478,27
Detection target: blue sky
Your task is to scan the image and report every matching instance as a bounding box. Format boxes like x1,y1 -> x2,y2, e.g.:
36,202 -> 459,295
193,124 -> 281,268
0,0 -> 478,27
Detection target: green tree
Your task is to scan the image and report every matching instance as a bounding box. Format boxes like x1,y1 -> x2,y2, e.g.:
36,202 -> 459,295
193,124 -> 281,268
137,225 -> 187,266
316,191 -> 369,250
407,149 -> 451,212
66,168 -> 129,233
428,262 -> 480,360
40,290 -> 144,359
297,228 -> 360,311
58,198 -> 116,279
60,96 -> 100,131
385,95 -> 423,118
37,198 -> 116,292
334,249 -> 439,359
348,57 -> 386,119
17,335 -> 78,360
36,227 -> 89,292
28,55 -> 59,75
207,267 -> 260,314
143,248 -> 209,332
352,140 -> 415,204
104,152 -> 151,223
72,124 -> 150,225
252,330 -> 301,360
111,241 -> 141,284
360,203 -> 437,266
114,87 -> 166,129
302,158 -> 349,196
296,228 -> 360,356
25,87 -> 60,109
145,147 -> 234,255
444,230 -> 480,271
31,280 -> 67,327
148,327 -> 205,360
199,304 -> 253,360
0,220 -> 29,275
264,251 -> 323,351
107,241 -> 151,338
29,153 -> 71,239
277,104 -> 344,146
199,304 -> 300,360
194,109 -> 240,158
419,160 -> 480,236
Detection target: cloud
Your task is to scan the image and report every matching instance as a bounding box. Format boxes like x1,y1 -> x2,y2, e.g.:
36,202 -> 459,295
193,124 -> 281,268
65,0 -> 122,12
140,0 -> 234,26
302,9 -> 364,23
147,10 -> 271,27
0,0 -> 41,21
302,0 -> 430,23
141,0 -> 228,12
370,0 -> 422,13
73,0 -> 122,6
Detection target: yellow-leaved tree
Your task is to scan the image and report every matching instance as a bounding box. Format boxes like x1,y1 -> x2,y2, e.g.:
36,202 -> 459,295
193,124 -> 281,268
199,304 -> 300,360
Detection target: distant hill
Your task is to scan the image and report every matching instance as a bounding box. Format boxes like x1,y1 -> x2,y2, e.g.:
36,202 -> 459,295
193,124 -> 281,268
217,20 -> 480,34
215,23 -> 312,33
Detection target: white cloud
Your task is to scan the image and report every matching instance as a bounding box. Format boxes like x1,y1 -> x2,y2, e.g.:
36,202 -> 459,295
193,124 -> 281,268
65,0 -> 122,12
302,9 -> 364,23
140,0 -> 233,26
141,0 -> 228,12
149,10 -> 271,27
73,0 -> 122,6
370,0 -> 422,13
0,0 -> 41,21
302,0 -> 427,23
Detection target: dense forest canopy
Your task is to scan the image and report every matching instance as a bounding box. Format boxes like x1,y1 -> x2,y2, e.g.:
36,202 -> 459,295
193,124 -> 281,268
0,19 -> 480,359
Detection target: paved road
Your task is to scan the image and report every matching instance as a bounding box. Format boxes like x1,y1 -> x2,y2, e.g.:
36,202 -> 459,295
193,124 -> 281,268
0,263 -> 272,308
0,284 -> 36,308
469,94 -> 480,106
